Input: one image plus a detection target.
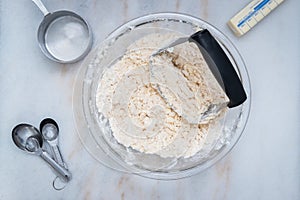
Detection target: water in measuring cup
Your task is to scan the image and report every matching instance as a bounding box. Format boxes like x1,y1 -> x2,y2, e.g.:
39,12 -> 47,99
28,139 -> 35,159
45,16 -> 90,62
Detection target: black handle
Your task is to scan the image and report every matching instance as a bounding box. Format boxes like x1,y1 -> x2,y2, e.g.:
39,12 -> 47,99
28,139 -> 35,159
189,29 -> 247,108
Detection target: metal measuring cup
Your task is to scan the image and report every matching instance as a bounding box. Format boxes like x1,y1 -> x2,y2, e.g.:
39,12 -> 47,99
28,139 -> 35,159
32,0 -> 93,63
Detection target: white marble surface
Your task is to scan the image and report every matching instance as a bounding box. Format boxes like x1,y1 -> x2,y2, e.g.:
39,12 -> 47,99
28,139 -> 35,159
1,0 -> 299,199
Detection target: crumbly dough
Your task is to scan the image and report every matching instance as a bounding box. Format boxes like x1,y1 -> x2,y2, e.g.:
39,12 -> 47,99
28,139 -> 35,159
96,33 -> 228,158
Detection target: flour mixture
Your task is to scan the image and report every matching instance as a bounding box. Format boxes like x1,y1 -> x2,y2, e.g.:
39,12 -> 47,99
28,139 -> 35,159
96,33 -> 228,158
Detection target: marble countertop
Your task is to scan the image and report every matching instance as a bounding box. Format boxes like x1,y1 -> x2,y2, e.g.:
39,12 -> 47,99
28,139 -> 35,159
1,0 -> 299,199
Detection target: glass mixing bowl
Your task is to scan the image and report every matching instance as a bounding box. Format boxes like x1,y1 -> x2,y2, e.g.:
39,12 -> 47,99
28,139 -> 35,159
73,13 -> 251,180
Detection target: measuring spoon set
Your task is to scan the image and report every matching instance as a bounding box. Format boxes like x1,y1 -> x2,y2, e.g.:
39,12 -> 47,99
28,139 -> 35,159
12,118 -> 71,190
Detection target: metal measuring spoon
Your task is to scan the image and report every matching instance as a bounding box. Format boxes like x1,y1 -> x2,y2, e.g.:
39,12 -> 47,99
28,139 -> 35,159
40,118 -> 67,168
12,124 -> 71,182
31,0 -> 93,63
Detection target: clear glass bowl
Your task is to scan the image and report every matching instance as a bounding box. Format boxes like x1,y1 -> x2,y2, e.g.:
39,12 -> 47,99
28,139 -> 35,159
73,13 -> 251,180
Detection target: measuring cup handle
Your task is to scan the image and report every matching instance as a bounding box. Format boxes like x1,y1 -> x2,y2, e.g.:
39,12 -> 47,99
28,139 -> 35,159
40,150 -> 72,182
32,0 -> 50,16
189,29 -> 247,108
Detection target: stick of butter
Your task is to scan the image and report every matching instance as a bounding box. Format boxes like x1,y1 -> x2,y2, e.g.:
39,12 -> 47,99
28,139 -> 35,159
228,0 -> 285,37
